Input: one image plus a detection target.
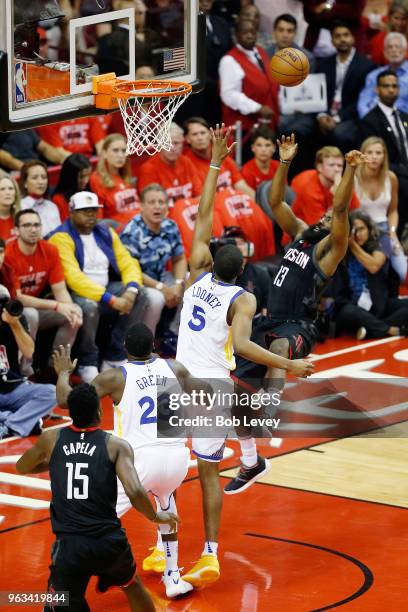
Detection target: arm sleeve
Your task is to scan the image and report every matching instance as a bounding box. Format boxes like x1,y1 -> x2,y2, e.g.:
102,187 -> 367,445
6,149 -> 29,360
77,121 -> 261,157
219,56 -> 262,115
47,244 -> 66,285
111,230 -> 143,287
48,232 -> 111,302
36,125 -> 63,147
89,117 -> 106,145
138,160 -> 160,193
357,71 -> 377,119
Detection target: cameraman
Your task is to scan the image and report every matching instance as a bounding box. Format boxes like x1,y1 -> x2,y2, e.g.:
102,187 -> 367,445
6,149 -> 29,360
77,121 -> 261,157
212,227 -> 270,315
0,240 -> 56,440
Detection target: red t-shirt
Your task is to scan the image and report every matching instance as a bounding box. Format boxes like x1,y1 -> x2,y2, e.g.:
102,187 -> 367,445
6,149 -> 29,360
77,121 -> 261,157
214,189 -> 275,261
5,239 -> 65,296
291,169 -> 360,226
52,193 -> 70,222
184,149 -> 243,192
138,154 -> 202,205
169,197 -> 224,259
89,171 -> 141,230
0,217 -> 18,243
37,118 -> 106,155
241,158 -> 279,190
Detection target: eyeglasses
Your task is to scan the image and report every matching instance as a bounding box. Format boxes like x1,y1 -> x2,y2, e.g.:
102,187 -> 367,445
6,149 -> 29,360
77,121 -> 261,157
19,222 -> 42,229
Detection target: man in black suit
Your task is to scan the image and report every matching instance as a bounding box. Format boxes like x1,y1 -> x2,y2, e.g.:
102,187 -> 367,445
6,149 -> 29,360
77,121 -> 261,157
175,0 -> 232,125
361,69 -> 408,239
316,21 -> 376,152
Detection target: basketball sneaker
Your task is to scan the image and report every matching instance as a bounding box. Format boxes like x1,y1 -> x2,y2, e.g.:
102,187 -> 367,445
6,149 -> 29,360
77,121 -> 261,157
142,547 -> 166,573
162,570 -> 194,598
224,455 -> 271,495
182,555 -> 220,587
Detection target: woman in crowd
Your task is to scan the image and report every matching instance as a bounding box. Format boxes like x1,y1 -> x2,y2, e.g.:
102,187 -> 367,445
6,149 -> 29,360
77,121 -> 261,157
355,136 -> 407,283
53,153 -> 92,221
19,160 -> 61,236
335,211 -> 408,340
89,133 -> 140,231
0,174 -> 20,242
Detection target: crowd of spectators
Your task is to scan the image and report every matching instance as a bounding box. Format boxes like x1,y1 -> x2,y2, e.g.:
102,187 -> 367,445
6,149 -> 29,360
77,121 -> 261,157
1,0 -> 408,439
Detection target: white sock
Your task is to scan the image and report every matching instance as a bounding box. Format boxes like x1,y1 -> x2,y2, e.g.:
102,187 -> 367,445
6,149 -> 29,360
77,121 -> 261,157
155,530 -> 164,552
239,437 -> 258,467
202,541 -> 218,557
164,540 -> 179,573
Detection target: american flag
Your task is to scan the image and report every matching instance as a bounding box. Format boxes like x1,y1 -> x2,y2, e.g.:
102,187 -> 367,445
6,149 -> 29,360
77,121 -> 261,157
163,47 -> 185,71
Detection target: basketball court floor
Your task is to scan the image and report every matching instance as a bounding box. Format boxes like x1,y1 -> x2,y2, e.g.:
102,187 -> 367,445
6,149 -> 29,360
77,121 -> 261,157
1,333 -> 407,611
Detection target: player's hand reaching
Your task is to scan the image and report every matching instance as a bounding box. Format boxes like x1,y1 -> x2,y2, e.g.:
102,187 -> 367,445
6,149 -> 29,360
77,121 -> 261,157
53,344 -> 78,375
277,134 -> 298,162
288,358 -> 315,378
345,150 -> 368,167
210,123 -> 236,165
154,511 -> 180,533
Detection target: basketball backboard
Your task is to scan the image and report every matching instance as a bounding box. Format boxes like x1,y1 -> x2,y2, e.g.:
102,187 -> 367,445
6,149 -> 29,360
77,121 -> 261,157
0,0 -> 205,131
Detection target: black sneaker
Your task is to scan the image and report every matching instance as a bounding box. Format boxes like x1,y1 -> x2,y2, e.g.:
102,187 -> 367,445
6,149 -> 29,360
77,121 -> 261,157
400,325 -> 408,336
224,455 -> 271,495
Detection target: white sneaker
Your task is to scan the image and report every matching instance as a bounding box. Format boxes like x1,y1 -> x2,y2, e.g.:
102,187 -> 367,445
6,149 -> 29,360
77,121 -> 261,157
356,327 -> 367,340
77,365 -> 99,383
163,570 -> 194,598
101,359 -> 127,372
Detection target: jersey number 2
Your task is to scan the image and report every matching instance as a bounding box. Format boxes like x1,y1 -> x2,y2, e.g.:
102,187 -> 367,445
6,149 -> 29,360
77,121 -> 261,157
273,265 -> 289,287
139,396 -> 157,425
188,305 -> 206,331
66,462 -> 89,499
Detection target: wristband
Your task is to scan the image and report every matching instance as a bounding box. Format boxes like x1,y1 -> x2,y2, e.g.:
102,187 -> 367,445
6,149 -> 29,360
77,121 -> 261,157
155,282 -> 164,291
175,279 -> 185,286
209,163 -> 221,170
390,226 -> 396,233
108,295 -> 116,307
279,159 -> 291,165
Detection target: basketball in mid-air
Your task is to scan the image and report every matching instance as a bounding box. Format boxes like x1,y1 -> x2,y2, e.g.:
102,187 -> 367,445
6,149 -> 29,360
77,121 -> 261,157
270,48 -> 310,87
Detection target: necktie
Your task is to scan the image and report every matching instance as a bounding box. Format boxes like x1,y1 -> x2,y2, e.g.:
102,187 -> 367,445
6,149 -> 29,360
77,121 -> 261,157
392,109 -> 408,164
254,51 -> 266,74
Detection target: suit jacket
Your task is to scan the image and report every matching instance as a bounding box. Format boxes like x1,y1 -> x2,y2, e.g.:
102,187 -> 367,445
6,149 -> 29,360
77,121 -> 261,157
317,52 -> 376,122
206,15 -> 233,82
361,105 -> 408,176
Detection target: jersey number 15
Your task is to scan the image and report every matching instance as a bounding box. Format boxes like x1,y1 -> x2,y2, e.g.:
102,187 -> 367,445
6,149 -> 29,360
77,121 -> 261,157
66,462 -> 89,499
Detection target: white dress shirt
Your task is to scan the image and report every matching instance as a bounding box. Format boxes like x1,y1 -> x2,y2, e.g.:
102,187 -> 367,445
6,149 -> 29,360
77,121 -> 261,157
378,101 -> 408,154
219,44 -> 264,115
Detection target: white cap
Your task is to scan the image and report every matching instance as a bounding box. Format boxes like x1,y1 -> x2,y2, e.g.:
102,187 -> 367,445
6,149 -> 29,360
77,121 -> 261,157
69,191 -> 103,211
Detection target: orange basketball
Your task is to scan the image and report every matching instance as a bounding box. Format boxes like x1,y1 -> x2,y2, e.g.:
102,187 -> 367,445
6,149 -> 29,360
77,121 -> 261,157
270,48 -> 310,87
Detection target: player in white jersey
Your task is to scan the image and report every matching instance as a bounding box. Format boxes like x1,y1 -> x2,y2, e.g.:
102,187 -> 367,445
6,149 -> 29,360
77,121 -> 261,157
169,125 -> 315,588
53,325 -> 210,599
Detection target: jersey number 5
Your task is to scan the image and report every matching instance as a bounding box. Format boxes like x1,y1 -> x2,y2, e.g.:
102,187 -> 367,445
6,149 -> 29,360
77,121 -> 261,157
66,462 -> 89,499
273,265 -> 289,287
139,396 -> 157,425
188,305 -> 206,331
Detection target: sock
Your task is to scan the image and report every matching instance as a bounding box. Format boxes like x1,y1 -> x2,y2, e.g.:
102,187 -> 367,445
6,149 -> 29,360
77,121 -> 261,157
155,530 -> 164,552
164,540 -> 179,573
202,541 -> 218,557
239,437 -> 258,467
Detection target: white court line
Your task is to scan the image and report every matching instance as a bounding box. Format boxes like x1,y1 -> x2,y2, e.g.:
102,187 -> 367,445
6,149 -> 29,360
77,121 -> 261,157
0,493 -> 49,509
310,336 -> 402,362
0,472 -> 51,490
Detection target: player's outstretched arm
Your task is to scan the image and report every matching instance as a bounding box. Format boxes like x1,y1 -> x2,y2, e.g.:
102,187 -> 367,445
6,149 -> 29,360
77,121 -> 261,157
316,150 -> 367,277
268,134 -> 307,238
231,293 -> 315,377
53,344 -> 77,408
188,124 -> 235,284
171,360 -> 214,395
16,430 -> 57,474
113,437 -> 179,532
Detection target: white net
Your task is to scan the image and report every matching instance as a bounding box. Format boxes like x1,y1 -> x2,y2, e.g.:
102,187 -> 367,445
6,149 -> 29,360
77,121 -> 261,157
115,81 -> 192,156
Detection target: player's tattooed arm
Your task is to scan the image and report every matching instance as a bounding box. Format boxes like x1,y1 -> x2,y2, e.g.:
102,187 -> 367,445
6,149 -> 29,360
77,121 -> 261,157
112,437 -> 179,532
231,293 -> 314,376
316,149 -> 367,277
269,134 -> 307,239
53,344 -> 78,407
171,360 -> 213,396
188,124 -> 235,285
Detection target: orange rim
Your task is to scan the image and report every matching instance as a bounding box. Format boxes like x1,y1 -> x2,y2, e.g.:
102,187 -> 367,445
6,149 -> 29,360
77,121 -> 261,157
112,79 -> 192,100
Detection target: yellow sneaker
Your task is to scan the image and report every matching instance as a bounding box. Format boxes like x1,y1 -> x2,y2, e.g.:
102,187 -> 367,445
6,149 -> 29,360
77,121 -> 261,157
142,547 -> 166,574
182,555 -> 220,587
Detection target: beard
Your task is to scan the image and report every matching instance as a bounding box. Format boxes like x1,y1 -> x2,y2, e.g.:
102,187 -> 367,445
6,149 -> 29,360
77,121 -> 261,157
301,224 -> 330,244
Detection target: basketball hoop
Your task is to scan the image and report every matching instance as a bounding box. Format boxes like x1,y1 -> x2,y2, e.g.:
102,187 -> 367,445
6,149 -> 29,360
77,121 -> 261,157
93,75 -> 192,156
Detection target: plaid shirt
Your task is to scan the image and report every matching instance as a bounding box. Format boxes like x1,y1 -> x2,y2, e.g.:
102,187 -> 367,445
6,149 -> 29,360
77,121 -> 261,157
121,215 -> 184,281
